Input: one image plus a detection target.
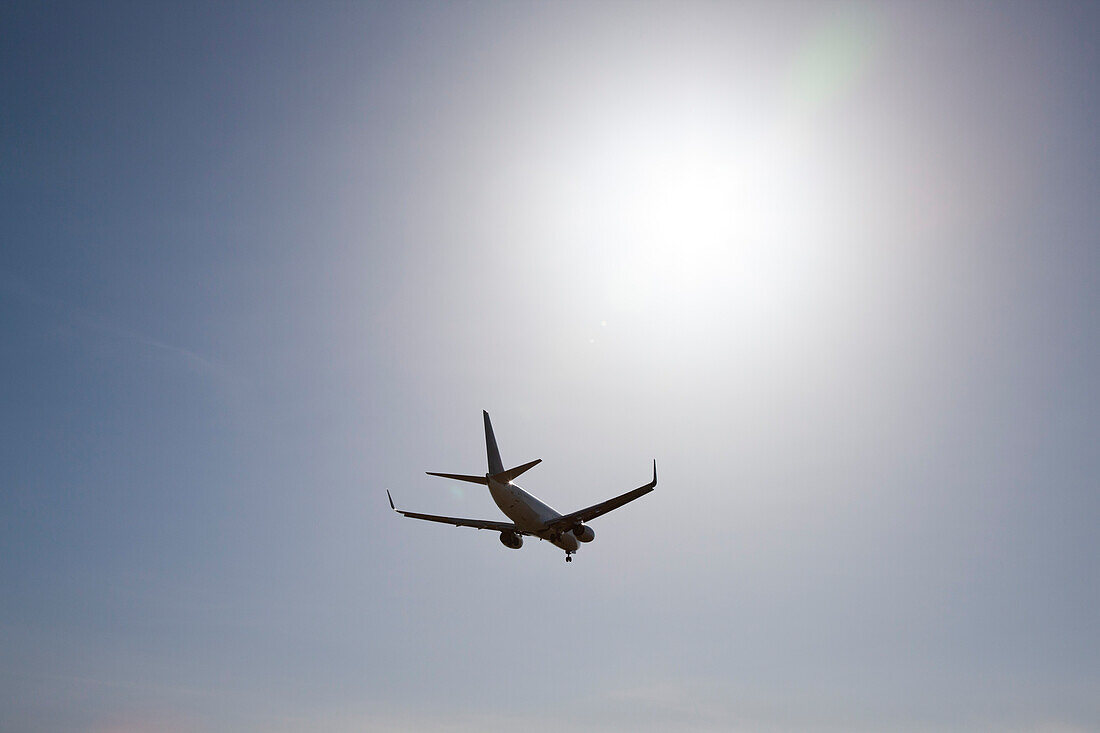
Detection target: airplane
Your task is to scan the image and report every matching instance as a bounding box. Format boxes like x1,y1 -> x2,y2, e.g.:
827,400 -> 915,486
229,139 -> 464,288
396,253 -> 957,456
387,411 -> 656,562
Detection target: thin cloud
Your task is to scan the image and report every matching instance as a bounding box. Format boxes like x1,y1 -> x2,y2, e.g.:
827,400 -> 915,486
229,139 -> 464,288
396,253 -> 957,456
0,272 -> 233,382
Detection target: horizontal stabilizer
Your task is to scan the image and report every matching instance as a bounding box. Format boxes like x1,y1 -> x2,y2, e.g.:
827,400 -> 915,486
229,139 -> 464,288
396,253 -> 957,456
425,471 -> 489,485
492,458 -> 542,484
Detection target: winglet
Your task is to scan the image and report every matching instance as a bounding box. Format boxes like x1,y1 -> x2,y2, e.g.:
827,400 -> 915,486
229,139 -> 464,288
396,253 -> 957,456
652,459 -> 657,488
387,489 -> 395,510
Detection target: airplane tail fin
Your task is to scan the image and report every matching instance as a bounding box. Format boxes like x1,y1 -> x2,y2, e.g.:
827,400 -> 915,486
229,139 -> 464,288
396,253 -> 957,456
425,412 -> 541,486
483,410 -> 504,475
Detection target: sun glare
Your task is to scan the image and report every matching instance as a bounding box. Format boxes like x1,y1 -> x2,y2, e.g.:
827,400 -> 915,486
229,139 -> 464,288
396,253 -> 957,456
494,16 -> 879,365
549,104 -> 837,348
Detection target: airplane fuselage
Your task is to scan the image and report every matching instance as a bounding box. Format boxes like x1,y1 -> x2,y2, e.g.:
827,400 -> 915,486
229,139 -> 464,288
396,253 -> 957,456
488,475 -> 580,554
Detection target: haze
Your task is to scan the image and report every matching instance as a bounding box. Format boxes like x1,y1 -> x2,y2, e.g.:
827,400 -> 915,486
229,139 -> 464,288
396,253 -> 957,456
2,2 -> 1098,731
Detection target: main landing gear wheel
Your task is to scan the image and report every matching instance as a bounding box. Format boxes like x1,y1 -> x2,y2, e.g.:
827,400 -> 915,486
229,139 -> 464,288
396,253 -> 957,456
565,555 -> 573,562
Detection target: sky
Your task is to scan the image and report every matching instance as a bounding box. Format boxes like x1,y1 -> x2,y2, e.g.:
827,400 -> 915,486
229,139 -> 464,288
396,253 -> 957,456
2,1 -> 1098,731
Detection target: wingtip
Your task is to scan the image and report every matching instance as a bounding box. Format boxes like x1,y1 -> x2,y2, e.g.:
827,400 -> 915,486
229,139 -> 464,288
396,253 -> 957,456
386,490 -> 395,510
652,459 -> 658,487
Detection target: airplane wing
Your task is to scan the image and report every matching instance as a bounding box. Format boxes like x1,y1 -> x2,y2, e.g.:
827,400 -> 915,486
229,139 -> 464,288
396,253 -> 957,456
544,460 -> 657,534
387,490 -> 530,534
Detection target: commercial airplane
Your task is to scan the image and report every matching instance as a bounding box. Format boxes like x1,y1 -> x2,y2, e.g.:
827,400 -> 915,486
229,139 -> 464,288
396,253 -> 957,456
387,411 -> 656,562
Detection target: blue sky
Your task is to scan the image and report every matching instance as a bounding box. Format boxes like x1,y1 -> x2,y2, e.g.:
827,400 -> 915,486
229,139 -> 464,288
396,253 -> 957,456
2,2 -> 1098,731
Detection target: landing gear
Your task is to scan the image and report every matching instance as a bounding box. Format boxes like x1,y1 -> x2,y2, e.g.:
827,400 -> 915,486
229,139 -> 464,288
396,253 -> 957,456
565,554 -> 573,562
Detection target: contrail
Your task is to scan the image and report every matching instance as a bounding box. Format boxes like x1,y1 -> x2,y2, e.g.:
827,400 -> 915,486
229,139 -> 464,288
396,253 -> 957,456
0,272 -> 232,381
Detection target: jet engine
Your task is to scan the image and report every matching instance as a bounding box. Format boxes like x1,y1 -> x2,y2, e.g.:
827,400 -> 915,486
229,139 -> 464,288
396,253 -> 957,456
499,531 -> 523,549
573,525 -> 595,543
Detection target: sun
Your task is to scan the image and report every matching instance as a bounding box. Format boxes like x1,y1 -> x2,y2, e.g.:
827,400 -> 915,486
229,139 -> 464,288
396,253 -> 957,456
556,104 -> 830,340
